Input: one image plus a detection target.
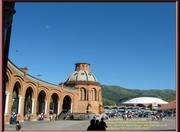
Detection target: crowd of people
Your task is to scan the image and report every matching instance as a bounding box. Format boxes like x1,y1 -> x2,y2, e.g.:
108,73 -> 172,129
122,111 -> 133,120
10,112 -> 21,131
120,111 -> 166,121
87,117 -> 107,131
38,113 -> 46,120
105,107 -> 176,121
49,113 -> 57,121
151,112 -> 165,121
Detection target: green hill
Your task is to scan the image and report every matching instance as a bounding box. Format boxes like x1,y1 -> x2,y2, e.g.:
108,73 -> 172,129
101,85 -> 176,106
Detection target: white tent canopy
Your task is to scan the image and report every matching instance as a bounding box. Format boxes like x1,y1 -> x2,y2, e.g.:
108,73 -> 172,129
122,97 -> 168,104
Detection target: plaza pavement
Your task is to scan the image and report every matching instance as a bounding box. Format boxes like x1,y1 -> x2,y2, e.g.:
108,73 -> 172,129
106,118 -> 176,131
4,120 -> 90,131
4,118 -> 176,131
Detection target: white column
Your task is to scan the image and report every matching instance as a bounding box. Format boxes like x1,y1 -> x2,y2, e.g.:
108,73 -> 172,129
5,91 -> 10,114
70,103 -> 73,113
18,95 -> 22,114
45,100 -> 47,114
58,101 -> 60,115
32,99 -> 35,114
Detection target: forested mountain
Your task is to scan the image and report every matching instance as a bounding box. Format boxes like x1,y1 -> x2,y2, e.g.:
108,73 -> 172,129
101,85 -> 176,106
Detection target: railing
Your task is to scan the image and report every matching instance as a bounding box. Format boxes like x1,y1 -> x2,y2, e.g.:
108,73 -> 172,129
57,111 -> 96,120
57,110 -> 71,120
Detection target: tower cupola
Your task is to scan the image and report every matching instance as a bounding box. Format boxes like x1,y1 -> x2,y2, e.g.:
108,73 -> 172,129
75,63 -> 90,72
65,62 -> 100,86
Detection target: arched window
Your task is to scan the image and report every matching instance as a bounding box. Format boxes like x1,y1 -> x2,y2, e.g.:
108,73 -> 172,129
80,88 -> 86,101
92,88 -> 96,101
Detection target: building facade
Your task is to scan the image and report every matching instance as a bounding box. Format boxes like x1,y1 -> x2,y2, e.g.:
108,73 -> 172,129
4,60 -> 103,124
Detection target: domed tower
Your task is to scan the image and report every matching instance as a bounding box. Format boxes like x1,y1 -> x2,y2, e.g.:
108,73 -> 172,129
64,63 -> 103,115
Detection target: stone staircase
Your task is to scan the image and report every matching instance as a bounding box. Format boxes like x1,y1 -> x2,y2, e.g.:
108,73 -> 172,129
57,110 -> 71,120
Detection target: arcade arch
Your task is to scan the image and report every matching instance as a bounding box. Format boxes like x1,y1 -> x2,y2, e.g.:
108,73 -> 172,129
37,90 -> 46,115
11,82 -> 21,114
4,61 -> 103,124
62,95 -> 71,113
50,93 -> 59,114
24,87 -> 33,117
6,69 -> 12,89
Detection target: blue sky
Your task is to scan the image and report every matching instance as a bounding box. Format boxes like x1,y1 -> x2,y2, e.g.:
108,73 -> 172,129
9,2 -> 176,90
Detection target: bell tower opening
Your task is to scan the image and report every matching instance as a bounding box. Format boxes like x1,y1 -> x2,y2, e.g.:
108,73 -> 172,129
75,63 -> 90,72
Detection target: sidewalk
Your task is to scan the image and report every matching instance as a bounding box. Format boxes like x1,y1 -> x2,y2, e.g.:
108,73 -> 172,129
4,120 -> 90,131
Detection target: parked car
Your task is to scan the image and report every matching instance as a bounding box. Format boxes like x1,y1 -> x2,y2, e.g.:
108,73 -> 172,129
143,112 -> 152,118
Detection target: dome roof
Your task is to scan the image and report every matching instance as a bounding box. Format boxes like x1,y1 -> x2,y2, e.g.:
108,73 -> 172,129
67,70 -> 98,82
64,63 -> 100,86
122,97 -> 168,104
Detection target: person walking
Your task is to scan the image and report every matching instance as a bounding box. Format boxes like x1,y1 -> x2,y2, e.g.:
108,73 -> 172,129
99,118 -> 107,131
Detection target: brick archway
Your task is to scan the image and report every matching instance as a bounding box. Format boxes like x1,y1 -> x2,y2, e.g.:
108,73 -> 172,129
6,68 -> 12,91
62,95 -> 72,113
11,81 -> 21,114
50,93 -> 59,114
4,61 -> 103,124
37,90 -> 46,115
24,87 -> 34,118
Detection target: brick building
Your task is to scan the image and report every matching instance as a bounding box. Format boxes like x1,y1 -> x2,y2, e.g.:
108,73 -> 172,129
4,60 -> 103,124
